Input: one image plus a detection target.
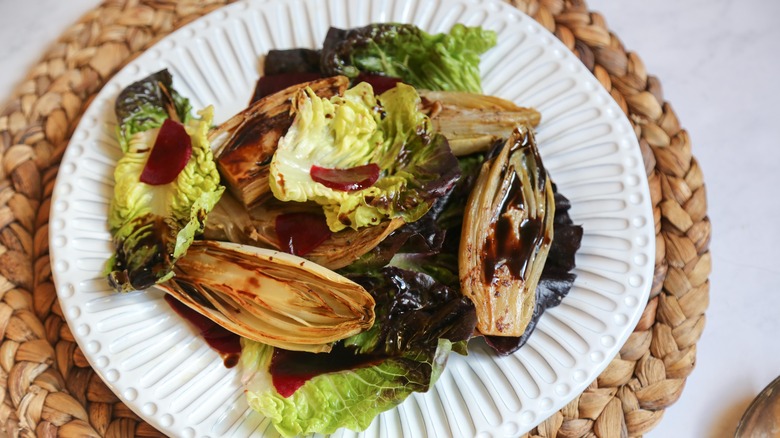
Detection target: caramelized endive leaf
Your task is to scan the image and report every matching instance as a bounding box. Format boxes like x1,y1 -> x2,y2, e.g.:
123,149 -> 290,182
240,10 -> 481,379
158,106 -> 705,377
158,240 -> 375,353
419,90 -> 541,156
484,190 -> 583,355
459,127 -> 555,337
203,193 -> 405,269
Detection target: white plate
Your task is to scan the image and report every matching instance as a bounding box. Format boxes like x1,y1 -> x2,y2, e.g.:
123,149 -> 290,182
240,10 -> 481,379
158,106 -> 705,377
50,0 -> 655,436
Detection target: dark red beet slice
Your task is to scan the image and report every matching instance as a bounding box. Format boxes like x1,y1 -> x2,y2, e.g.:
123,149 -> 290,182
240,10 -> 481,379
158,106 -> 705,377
356,73 -> 403,94
275,212 -> 332,256
140,119 -> 192,185
310,163 -> 380,192
271,371 -> 314,398
164,294 -> 242,368
251,72 -> 323,103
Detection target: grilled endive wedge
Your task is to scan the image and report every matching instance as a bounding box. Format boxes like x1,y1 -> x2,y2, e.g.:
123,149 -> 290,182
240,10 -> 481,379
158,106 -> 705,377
419,90 -> 541,156
211,76 -> 348,209
203,192 -> 405,269
158,240 -> 375,353
459,127 -> 555,337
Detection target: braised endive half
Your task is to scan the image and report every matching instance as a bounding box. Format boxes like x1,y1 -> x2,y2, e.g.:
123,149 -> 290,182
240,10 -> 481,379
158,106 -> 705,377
157,240 -> 375,353
459,127 -> 555,337
203,189 -> 407,270
419,90 -> 541,157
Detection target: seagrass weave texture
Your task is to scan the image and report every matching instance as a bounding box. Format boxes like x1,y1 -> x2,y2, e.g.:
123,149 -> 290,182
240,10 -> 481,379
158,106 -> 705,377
0,0 -> 710,436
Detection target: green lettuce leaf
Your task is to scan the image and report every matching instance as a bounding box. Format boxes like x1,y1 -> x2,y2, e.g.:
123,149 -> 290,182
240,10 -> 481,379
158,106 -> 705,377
114,69 -> 192,152
242,339 -> 452,438
241,267 -> 476,437
269,82 -> 459,232
106,103 -> 224,292
321,23 -> 497,92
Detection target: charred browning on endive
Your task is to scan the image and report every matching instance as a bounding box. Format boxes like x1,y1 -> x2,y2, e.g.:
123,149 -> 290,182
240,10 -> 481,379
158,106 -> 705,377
158,240 -> 375,353
419,90 -> 541,156
211,76 -> 348,209
459,127 -> 555,337
307,218 -> 405,268
203,193 -> 406,269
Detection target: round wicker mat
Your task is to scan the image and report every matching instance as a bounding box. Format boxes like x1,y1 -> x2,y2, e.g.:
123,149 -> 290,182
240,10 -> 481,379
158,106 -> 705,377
0,0 -> 710,436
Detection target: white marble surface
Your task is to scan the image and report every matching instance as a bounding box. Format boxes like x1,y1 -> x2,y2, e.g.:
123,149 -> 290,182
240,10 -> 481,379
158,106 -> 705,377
1,0 -> 779,437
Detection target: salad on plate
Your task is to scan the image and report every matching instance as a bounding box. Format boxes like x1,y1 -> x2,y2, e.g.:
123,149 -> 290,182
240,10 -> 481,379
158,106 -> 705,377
103,22 -> 583,437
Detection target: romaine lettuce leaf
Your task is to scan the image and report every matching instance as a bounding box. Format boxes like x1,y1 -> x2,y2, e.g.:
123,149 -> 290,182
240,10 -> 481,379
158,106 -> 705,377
269,82 -> 459,232
106,82 -> 224,292
114,69 -> 192,152
242,339 -> 452,437
321,23 -> 496,92
241,267 -> 476,437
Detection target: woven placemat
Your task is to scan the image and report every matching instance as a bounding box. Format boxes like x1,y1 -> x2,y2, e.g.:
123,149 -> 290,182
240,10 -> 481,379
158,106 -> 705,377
0,0 -> 710,436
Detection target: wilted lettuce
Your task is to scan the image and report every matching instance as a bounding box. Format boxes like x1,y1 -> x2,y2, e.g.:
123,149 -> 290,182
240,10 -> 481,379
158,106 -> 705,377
106,71 -> 224,292
269,82 -> 459,232
321,23 -> 497,92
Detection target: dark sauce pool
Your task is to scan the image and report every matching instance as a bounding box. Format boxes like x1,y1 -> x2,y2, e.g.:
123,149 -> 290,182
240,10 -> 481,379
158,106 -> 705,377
165,294 -> 382,396
164,294 -> 242,368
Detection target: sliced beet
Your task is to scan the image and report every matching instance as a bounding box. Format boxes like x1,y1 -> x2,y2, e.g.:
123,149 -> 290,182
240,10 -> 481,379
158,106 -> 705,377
275,212 -> 332,256
250,72 -> 323,103
264,49 -> 322,75
310,163 -> 380,192
140,119 -> 192,185
356,73 -> 403,94
271,371 -> 313,398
